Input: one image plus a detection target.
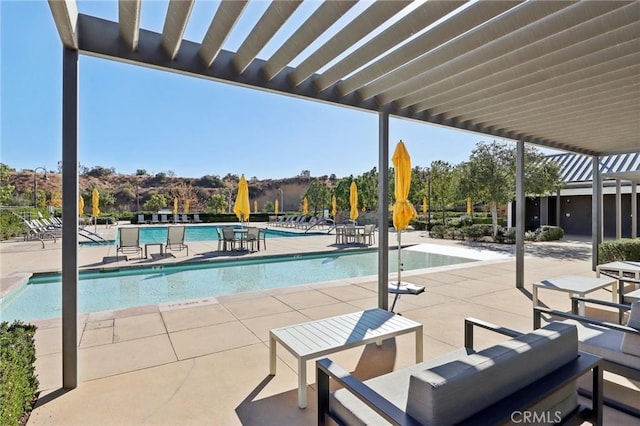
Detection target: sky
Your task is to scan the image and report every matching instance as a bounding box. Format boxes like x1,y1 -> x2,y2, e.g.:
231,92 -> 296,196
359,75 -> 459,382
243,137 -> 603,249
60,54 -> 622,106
1,1 -> 558,180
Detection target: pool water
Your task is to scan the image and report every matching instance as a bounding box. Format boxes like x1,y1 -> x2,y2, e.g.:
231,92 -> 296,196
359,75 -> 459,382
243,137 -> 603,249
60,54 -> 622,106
1,249 -> 476,322
84,225 -> 313,245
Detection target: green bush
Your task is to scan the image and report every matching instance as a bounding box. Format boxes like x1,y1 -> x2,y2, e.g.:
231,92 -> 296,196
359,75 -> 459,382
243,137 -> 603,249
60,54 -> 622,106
429,225 -> 446,239
495,227 -> 516,244
0,211 -> 28,240
462,224 -> 492,241
536,225 -> 564,241
409,219 -> 427,230
599,238 -> 640,263
0,321 -> 39,425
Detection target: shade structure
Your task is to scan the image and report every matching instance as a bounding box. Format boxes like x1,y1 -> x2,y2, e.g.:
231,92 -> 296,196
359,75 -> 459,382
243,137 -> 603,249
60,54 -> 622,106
349,182 -> 358,221
422,197 -> 427,214
78,195 -> 84,216
173,197 -> 178,214
331,195 -> 337,218
302,197 -> 308,215
467,197 -> 472,215
275,199 -> 279,215
184,199 -> 190,214
233,174 -> 250,222
391,140 -> 417,288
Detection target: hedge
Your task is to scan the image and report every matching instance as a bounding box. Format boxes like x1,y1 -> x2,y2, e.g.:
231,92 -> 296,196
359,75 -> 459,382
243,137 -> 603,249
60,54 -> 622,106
599,238 -> 640,263
0,321 -> 39,425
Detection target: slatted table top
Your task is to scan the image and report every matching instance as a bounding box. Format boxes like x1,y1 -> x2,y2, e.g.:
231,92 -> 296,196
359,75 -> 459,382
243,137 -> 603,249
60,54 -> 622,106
270,308 -> 422,359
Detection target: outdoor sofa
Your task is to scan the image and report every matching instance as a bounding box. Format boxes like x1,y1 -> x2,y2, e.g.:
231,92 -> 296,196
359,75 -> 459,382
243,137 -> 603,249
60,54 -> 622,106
534,298 -> 640,417
317,318 -> 602,425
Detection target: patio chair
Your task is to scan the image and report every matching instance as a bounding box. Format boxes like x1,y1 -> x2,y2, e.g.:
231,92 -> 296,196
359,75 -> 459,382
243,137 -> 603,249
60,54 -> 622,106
151,214 -> 160,224
358,224 -> 376,245
181,214 -> 191,223
192,213 -> 203,223
137,214 -> 146,224
160,214 -> 170,224
116,227 -> 142,261
172,214 -> 181,224
534,298 -> 640,417
221,227 -> 238,251
245,227 -> 260,251
165,226 -> 189,256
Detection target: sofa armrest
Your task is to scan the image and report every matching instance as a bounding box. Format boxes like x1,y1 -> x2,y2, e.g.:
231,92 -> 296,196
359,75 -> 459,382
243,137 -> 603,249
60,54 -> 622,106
569,296 -> 631,312
464,317 -> 523,350
316,358 -> 421,426
534,306 -> 640,337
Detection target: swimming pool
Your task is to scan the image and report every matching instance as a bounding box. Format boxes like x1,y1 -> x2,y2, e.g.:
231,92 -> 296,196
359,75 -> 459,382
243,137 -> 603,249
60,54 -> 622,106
84,225 -> 314,245
1,249 -> 476,322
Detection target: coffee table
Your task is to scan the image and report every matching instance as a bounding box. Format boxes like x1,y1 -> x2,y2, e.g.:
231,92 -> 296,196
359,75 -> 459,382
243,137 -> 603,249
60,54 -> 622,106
144,243 -> 163,259
533,275 -> 618,316
269,308 -> 423,408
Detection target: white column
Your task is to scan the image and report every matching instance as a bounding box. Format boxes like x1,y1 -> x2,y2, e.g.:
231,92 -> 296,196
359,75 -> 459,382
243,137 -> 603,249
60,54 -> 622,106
516,141 -> 525,289
632,180 -> 638,238
592,157 -> 602,270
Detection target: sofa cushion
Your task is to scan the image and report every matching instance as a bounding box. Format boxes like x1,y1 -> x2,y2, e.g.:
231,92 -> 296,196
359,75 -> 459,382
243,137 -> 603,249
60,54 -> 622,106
405,322 -> 578,425
330,348 -> 473,426
620,301 -> 640,357
560,319 -> 640,370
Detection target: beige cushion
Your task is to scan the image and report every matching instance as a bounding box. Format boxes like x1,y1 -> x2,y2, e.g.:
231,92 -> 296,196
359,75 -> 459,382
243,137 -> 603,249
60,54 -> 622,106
620,301 -> 640,357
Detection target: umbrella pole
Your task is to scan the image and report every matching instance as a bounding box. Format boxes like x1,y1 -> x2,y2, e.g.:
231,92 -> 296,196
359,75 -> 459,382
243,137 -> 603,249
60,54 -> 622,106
397,231 -> 402,285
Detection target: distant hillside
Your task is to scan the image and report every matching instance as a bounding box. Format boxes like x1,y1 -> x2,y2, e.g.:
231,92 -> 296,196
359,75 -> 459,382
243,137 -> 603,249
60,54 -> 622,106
8,170 -> 337,213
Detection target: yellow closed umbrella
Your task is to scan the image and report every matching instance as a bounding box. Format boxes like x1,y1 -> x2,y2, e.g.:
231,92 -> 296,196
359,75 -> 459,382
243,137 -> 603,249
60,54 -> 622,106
466,197 -> 472,215
78,195 -> 85,216
331,194 -> 337,218
254,200 -> 258,214
173,197 -> 178,214
233,174 -> 250,222
185,199 -> 190,214
92,188 -> 100,232
302,197 -> 308,215
275,199 -> 279,215
349,182 -> 358,221
392,140 -> 417,287
422,197 -> 427,214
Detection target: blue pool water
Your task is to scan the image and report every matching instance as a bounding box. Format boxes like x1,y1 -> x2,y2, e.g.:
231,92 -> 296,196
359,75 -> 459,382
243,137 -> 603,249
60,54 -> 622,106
84,225 -> 312,245
1,249 -> 476,322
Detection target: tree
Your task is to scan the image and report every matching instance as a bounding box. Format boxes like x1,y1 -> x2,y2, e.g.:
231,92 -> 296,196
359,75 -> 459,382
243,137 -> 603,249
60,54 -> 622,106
303,179 -> 330,214
83,185 -> 115,211
50,190 -> 62,208
136,169 -> 148,176
429,161 -> 458,226
0,163 -> 15,205
207,193 -> 227,213
263,200 -> 274,212
458,141 -> 562,236
144,193 -> 167,212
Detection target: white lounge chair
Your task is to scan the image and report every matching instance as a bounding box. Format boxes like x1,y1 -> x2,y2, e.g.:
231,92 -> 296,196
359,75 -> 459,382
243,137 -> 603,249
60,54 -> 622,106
151,214 -> 159,224
192,213 -> 203,223
137,214 -> 146,224
160,214 -> 170,224
165,226 -> 189,256
116,227 -> 142,261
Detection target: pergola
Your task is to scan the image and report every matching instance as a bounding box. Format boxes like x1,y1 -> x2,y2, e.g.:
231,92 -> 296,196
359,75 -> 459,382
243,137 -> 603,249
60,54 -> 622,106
47,0 -> 640,388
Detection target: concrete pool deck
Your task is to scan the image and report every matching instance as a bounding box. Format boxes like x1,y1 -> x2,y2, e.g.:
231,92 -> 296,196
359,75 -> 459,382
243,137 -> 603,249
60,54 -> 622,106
1,223 -> 637,425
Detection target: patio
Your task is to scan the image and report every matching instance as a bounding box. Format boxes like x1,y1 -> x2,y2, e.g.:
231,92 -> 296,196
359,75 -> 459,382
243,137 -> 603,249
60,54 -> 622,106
2,225 -> 637,424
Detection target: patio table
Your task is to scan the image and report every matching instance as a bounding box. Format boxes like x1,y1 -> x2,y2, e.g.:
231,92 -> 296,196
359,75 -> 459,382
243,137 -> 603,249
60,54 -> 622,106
533,275 -> 618,316
269,308 -> 423,408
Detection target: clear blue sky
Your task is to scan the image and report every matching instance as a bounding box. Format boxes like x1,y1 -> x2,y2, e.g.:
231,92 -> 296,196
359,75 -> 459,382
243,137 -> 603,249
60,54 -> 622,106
1,1 -> 557,180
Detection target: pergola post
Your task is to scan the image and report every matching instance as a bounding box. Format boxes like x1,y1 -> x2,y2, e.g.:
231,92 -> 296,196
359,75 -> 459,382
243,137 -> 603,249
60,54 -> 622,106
592,156 -> 602,270
62,46 -> 79,389
615,179 -> 622,239
515,141 -> 525,289
378,112 -> 389,310
632,180 -> 638,238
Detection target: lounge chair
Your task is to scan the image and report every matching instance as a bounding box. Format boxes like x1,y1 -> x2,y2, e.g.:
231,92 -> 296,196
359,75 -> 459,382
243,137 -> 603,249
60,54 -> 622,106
151,214 -> 159,224
318,319 -> 602,425
172,214 -> 181,224
192,213 -> 203,223
165,226 -> 189,256
181,214 -> 191,223
535,298 -> 640,416
160,214 -> 170,224
116,227 -> 142,261
137,214 -> 146,224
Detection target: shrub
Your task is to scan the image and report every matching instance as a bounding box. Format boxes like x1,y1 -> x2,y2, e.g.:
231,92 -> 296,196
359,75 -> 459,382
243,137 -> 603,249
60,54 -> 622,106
524,230 -> 537,241
429,224 -> 446,239
599,238 -> 640,263
536,225 -> 564,242
0,321 -> 39,425
409,219 -> 427,230
462,224 -> 491,241
494,227 -> 516,244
